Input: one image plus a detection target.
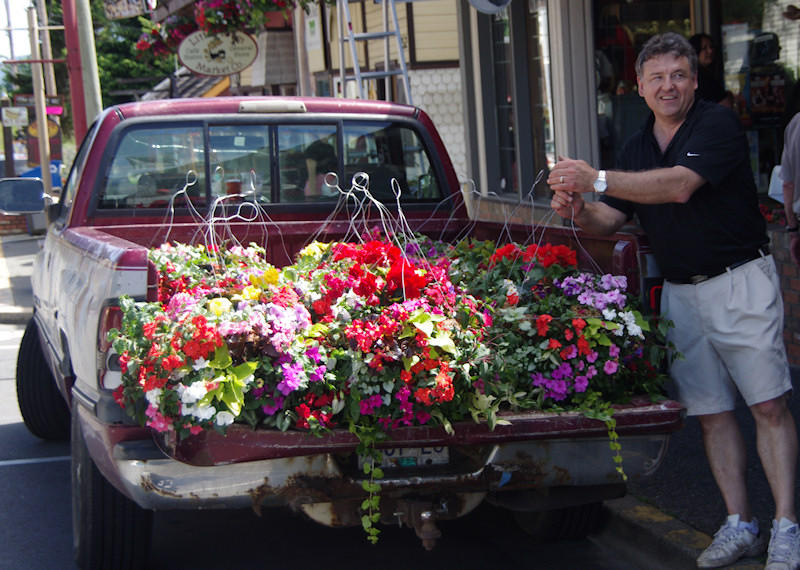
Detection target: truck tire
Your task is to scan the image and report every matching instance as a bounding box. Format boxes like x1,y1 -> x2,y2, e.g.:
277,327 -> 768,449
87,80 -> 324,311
513,502 -> 603,542
71,409 -> 153,570
16,318 -> 70,440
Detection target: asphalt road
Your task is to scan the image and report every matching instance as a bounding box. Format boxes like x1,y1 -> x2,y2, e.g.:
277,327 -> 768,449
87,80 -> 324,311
627,371 -> 800,539
0,322 -> 648,570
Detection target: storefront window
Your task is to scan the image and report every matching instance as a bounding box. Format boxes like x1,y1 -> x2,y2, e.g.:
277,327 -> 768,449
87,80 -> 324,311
593,0 -> 691,169
490,11 -> 516,194
527,0 -> 555,188
720,1 -> 799,191
486,2 -> 554,199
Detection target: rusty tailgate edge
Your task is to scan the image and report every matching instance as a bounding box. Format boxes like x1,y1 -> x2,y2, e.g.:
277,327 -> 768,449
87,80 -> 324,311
165,399 -> 685,466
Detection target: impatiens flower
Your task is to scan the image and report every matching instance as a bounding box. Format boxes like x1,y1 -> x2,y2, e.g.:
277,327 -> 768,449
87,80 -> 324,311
215,411 -> 235,426
603,360 -> 619,375
145,404 -> 172,432
536,314 -> 553,336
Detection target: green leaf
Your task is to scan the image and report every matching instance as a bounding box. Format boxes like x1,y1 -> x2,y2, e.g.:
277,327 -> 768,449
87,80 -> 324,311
428,333 -> 456,354
231,361 -> 258,382
221,381 -> 242,416
410,313 -> 434,337
210,343 -> 233,369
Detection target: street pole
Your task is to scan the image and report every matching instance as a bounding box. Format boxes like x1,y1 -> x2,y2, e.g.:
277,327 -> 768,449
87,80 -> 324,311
37,0 -> 58,98
76,0 -> 102,126
3,0 -> 15,75
27,5 -> 52,196
1,99 -> 15,177
62,0 -> 87,141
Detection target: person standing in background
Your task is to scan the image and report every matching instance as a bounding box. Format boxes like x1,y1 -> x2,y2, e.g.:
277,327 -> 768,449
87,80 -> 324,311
781,112 -> 800,266
690,33 -> 727,104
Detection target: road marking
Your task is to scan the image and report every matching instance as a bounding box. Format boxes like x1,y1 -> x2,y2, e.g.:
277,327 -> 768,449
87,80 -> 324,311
0,455 -> 70,467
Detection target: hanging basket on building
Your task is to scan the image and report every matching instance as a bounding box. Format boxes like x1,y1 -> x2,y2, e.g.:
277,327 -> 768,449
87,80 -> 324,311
136,0 -> 329,59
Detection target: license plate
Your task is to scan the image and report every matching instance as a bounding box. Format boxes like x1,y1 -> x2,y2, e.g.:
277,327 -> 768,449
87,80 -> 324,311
373,446 -> 449,468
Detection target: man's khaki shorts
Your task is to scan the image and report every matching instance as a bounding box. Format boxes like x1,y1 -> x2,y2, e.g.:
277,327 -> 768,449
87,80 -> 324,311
662,255 -> 792,416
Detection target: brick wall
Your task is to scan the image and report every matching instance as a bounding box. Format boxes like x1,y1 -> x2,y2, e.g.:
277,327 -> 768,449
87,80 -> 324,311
773,227 -> 800,366
0,213 -> 28,235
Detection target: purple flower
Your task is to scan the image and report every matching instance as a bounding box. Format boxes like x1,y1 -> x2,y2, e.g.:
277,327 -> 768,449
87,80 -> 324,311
306,345 -> 321,364
277,361 -> 305,395
309,365 -> 326,382
587,351 -> 598,363
552,362 -> 573,381
603,360 -> 619,375
608,344 -> 620,358
262,394 -> 285,416
574,375 -> 589,392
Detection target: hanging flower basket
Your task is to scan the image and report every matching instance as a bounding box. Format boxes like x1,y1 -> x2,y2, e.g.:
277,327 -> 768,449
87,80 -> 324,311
110,234 -> 673,440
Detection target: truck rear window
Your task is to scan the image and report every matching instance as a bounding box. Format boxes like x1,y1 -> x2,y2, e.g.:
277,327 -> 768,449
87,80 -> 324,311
96,119 -> 442,210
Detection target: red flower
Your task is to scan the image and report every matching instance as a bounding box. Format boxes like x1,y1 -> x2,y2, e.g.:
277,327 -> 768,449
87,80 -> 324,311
536,314 -> 553,336
489,243 -> 521,267
113,385 -> 125,407
572,318 -> 587,333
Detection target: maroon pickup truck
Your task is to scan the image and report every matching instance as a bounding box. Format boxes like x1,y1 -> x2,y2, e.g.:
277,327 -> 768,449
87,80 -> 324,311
0,96 -> 683,569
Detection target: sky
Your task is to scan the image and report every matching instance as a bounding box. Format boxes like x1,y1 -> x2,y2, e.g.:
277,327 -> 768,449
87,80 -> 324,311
1,1 -> 35,61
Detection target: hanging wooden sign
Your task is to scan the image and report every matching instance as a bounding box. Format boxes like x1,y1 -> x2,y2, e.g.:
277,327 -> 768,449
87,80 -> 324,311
178,31 -> 259,77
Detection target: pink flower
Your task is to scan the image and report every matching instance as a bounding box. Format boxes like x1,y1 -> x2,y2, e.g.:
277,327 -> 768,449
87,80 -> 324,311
603,360 -> 619,375
145,404 -> 172,432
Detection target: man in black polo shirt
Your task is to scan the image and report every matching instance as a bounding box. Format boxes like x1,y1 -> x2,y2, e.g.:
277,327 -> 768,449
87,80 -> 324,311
548,32 -> 799,569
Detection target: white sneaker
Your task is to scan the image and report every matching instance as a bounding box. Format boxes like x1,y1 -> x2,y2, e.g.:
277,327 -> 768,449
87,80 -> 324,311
696,514 -> 767,568
766,518 -> 800,570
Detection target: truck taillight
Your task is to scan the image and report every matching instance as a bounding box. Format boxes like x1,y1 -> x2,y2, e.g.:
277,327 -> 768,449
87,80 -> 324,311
98,305 -> 122,353
98,305 -> 123,390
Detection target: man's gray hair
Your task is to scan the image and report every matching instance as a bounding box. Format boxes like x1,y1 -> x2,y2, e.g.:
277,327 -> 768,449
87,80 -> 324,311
635,32 -> 698,77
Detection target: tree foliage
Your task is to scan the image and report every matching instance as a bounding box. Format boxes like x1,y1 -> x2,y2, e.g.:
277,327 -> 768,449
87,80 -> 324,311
3,0 -> 177,140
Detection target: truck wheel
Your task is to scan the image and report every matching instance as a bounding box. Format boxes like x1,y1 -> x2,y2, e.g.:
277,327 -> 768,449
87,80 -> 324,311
16,318 -> 70,440
513,502 -> 603,542
71,409 -> 153,570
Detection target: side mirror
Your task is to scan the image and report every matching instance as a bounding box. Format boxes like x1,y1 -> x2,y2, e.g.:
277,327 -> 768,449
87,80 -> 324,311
0,177 -> 46,214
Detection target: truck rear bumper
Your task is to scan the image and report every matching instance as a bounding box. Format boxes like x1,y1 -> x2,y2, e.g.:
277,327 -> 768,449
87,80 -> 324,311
110,432 -> 669,511
80,399 -> 684,515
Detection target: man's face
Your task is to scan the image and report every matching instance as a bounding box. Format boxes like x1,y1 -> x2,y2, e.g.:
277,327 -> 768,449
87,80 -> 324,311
637,54 -> 697,124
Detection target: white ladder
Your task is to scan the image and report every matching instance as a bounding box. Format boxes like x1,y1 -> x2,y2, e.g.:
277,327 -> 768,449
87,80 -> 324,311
336,0 -> 413,105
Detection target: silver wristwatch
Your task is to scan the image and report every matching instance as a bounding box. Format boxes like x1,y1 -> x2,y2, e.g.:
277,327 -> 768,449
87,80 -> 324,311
593,170 -> 607,193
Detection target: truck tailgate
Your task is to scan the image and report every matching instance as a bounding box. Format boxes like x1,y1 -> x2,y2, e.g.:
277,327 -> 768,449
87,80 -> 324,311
162,398 -> 684,466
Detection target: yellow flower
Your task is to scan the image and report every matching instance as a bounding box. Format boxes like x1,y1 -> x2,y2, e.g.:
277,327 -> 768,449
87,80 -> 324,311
249,266 -> 279,288
208,297 -> 233,316
299,241 -> 330,258
241,285 -> 262,301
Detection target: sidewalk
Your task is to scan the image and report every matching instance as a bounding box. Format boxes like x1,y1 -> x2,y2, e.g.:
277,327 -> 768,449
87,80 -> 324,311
0,233 -> 40,325
0,233 -> 772,568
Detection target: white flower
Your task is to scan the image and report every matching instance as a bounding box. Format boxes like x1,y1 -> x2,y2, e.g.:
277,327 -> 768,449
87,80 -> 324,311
184,403 -> 216,421
215,411 -> 235,426
145,388 -> 162,406
627,323 -> 643,338
179,381 -> 208,405
602,308 -> 617,320
192,357 -> 209,371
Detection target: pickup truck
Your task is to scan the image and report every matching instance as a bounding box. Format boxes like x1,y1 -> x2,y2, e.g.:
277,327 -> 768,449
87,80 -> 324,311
2,96 -> 684,569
